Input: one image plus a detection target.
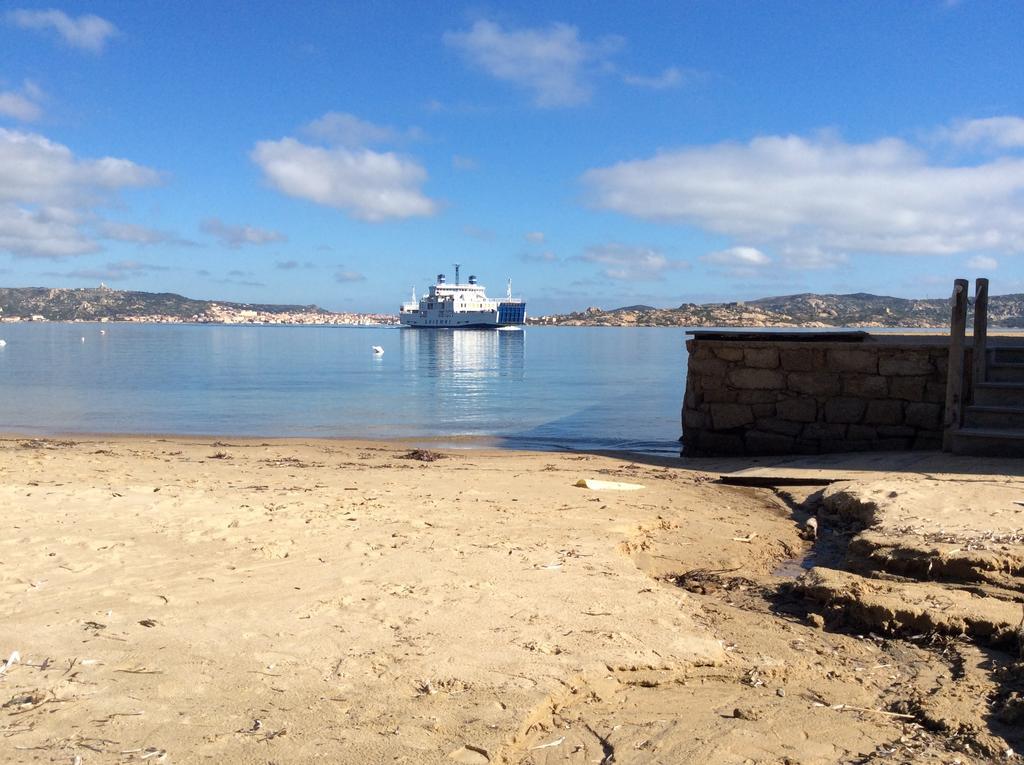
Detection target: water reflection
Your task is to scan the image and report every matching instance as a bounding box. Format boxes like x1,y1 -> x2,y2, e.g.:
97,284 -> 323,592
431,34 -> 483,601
400,328 -> 524,383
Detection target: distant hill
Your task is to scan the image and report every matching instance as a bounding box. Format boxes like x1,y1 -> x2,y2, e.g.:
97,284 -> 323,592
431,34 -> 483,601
0,286 -> 325,321
530,292 -> 1024,328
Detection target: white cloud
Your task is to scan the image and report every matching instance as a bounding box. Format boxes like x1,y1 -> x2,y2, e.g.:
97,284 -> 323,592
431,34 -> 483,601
701,246 -> 772,278
100,221 -> 184,246
304,112 -> 401,147
335,268 -> 366,283
943,116 -> 1024,150
622,67 -> 685,90
0,128 -> 161,258
519,250 -> 558,263
967,254 -> 998,270
50,259 -> 170,281
200,218 -> 286,249
0,204 -> 96,257
578,243 -> 688,281
525,231 -> 545,243
0,128 -> 159,208
251,137 -> 438,222
7,9 -> 118,53
0,81 -> 44,122
583,131 -> 1024,259
778,246 -> 849,271
444,19 -> 622,107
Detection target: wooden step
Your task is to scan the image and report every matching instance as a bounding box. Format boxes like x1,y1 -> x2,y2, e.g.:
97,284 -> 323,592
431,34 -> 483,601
951,427 -> 1024,457
963,405 -> 1024,429
985,362 -> 1024,383
973,382 -> 1024,407
991,347 -> 1024,365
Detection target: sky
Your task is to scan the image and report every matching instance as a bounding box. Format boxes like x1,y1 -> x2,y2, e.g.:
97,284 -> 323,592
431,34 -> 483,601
1,1 -> 1023,314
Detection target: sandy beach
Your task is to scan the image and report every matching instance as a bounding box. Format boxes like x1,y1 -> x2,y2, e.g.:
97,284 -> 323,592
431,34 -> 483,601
1,436 -> 1022,764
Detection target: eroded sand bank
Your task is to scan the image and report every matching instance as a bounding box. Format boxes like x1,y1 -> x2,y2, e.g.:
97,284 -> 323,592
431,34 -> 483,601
1,437 -> 1021,763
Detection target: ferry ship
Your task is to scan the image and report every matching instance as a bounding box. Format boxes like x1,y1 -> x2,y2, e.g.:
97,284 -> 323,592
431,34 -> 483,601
399,265 -> 526,328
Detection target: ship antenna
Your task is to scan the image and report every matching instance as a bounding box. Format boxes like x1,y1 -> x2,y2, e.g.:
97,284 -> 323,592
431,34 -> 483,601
506,277 -> 512,299
453,263 -> 461,285
411,286 -> 416,302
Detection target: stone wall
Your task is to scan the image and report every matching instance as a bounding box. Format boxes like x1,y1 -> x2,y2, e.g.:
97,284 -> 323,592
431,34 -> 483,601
682,335 -> 954,456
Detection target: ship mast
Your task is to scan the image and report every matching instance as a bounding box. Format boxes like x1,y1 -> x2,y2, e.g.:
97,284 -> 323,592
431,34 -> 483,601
506,278 -> 512,299
453,263 -> 461,285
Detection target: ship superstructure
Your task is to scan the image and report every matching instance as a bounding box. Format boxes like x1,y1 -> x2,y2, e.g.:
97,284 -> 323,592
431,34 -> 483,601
399,265 -> 526,328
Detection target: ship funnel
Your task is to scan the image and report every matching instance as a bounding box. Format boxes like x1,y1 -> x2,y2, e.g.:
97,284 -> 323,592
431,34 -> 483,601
468,275 -> 477,285
436,273 -> 446,284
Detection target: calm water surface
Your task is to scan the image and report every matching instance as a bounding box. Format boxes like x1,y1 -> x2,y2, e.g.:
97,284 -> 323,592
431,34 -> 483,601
0,324 -> 689,454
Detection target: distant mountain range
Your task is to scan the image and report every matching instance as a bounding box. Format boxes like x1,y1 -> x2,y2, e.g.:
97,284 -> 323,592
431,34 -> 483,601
530,292 -> 1024,328
0,286 -> 327,321
4,286 -> 1022,328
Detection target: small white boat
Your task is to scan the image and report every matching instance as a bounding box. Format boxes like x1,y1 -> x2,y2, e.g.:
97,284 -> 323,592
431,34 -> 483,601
0,339 -> 6,347
372,345 -> 384,355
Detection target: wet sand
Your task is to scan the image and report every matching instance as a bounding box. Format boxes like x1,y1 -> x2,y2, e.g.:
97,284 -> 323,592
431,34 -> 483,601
1,436 -> 1021,763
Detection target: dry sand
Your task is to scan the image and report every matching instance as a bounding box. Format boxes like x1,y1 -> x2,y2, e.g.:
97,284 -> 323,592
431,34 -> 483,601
1,436 -> 1022,764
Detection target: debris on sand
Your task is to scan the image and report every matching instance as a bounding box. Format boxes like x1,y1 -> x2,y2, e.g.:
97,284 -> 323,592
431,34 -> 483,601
399,449 -> 447,462
574,478 -> 644,491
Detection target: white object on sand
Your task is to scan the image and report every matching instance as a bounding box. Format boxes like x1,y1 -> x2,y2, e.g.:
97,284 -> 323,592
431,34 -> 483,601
0,650 -> 19,674
372,345 -> 384,354
574,478 -> 644,491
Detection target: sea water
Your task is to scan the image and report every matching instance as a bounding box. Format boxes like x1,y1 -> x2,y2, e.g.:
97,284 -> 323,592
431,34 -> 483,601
0,324 -> 689,454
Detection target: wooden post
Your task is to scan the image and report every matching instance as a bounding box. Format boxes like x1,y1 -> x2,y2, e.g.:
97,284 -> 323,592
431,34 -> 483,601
943,278 -> 969,450
972,278 -> 989,390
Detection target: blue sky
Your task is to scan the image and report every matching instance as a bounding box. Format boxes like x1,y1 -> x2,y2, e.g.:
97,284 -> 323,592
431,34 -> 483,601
1,1 -> 1022,313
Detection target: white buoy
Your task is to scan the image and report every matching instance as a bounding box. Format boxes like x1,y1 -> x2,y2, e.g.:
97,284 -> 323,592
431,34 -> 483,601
81,337 -> 86,343
372,345 -> 384,355
0,339 -> 6,347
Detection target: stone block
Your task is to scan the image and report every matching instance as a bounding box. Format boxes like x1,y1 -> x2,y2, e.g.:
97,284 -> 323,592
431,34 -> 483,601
924,381 -> 946,403
864,400 -> 904,425
888,376 -> 927,401
825,397 -> 867,424
776,397 -> 818,422
713,345 -> 744,361
751,403 -> 776,418
879,352 -> 933,376
744,347 -> 780,368
728,368 -> 786,390
683,408 -> 705,429
698,431 -> 745,454
745,430 -> 795,455
847,424 -> 878,441
877,425 -> 916,438
689,356 -> 728,376
842,375 -> 888,398
802,422 -> 847,440
756,418 -> 804,436
710,403 -> 755,430
905,402 -> 942,430
736,389 -> 779,404
913,434 -> 943,450
827,349 -> 878,373
700,386 -> 738,403
780,347 -> 826,372
788,372 -> 840,396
